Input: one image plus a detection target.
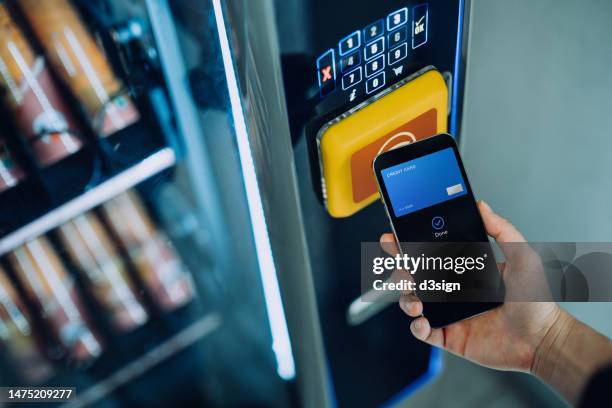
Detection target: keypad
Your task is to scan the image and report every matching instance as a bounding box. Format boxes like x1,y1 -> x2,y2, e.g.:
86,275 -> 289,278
315,3 -> 430,100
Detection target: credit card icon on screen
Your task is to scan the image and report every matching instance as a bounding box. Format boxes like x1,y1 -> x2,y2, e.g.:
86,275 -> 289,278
446,183 -> 464,196
381,147 -> 468,217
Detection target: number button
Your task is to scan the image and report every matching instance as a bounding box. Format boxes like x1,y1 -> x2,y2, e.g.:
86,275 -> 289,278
363,19 -> 384,44
387,7 -> 408,31
366,71 -> 385,94
365,54 -> 385,78
339,31 -> 361,56
388,43 -> 407,65
364,36 -> 384,61
340,51 -> 361,73
341,66 -> 362,90
387,26 -> 407,48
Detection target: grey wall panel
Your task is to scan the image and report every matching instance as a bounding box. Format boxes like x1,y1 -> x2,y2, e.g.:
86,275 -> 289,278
461,0 -> 612,336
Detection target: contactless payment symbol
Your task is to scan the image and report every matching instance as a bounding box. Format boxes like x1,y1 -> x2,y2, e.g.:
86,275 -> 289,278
350,108 -> 439,204
377,131 -> 417,155
432,216 -> 445,230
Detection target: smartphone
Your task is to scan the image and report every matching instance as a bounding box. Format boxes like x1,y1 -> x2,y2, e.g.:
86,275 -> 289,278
373,133 -> 503,328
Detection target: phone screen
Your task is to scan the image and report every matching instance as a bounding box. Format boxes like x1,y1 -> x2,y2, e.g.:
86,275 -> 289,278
373,134 -> 502,327
379,145 -> 486,242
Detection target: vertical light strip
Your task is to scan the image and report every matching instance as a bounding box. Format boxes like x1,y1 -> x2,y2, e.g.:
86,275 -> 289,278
211,0 -> 295,380
450,0 -> 465,135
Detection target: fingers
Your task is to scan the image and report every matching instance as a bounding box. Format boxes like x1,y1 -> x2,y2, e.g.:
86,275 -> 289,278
410,316 -> 445,348
380,233 -> 400,256
399,293 -> 422,317
478,200 -> 525,243
389,268 -> 415,296
381,234 -> 424,316
497,261 -> 506,278
380,233 -> 395,244
478,201 -> 540,268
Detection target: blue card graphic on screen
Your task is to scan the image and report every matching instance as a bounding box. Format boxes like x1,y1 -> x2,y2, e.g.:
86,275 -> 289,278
381,147 -> 467,217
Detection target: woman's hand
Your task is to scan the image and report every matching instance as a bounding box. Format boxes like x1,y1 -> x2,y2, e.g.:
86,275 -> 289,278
380,200 -> 561,372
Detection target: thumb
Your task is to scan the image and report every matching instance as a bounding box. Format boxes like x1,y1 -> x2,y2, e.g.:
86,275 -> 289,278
478,200 -> 525,244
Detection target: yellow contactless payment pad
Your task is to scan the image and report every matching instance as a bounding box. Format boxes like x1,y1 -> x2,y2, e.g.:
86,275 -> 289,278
316,67 -> 448,218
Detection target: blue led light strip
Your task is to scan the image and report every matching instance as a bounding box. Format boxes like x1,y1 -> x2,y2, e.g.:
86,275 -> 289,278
450,0 -> 465,135
381,348 -> 443,408
211,0 -> 296,380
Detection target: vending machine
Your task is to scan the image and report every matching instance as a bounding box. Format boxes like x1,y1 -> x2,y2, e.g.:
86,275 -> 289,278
220,0 -> 469,407
0,0 -> 469,407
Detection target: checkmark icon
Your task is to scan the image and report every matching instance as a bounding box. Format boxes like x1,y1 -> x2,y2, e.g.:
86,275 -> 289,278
432,216 -> 445,230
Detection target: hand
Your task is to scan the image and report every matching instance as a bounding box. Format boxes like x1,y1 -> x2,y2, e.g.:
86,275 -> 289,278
380,200 -> 561,372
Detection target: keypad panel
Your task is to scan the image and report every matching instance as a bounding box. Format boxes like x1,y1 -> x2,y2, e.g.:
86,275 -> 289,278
315,3 -> 431,101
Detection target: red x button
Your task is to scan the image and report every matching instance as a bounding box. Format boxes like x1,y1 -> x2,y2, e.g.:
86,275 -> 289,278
316,49 -> 336,96
321,66 -> 332,82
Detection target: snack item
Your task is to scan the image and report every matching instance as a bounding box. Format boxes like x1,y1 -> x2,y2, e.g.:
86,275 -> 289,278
57,213 -> 148,331
0,4 -> 83,167
101,191 -> 195,311
0,135 -> 25,192
8,237 -> 102,362
18,0 -> 140,137
0,267 -> 54,383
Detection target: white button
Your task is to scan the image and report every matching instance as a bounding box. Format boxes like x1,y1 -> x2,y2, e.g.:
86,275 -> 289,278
365,54 -> 385,78
387,7 -> 408,31
366,71 -> 385,94
364,37 -> 385,61
341,67 -> 363,90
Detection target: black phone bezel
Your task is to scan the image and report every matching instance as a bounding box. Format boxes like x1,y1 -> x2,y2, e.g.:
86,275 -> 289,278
373,133 -> 503,328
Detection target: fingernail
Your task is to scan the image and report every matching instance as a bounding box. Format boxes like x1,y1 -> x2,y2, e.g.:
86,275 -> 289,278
414,319 -> 421,329
381,234 -> 394,243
